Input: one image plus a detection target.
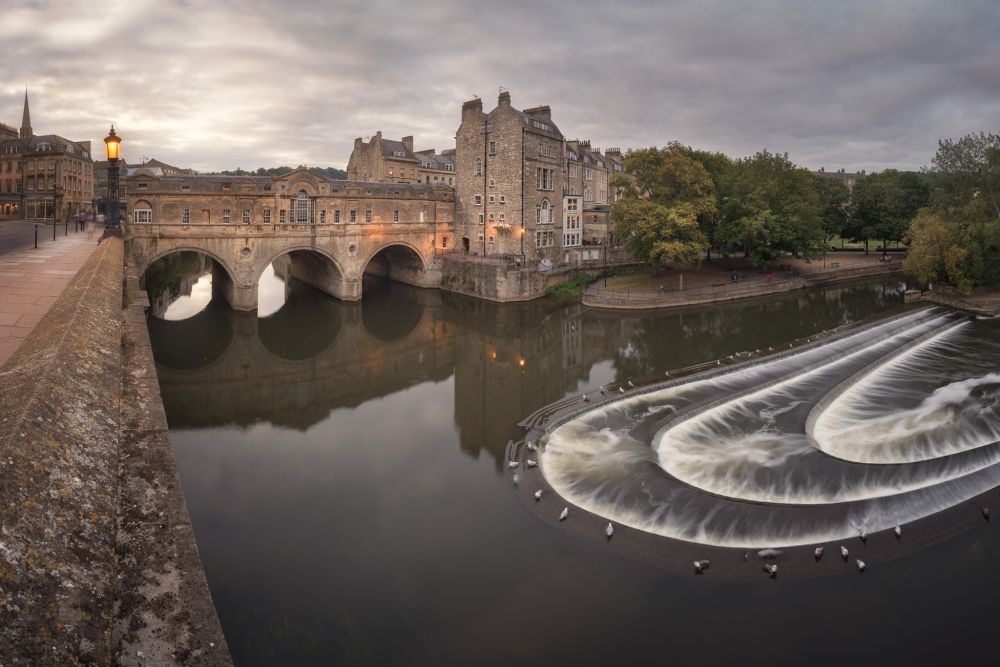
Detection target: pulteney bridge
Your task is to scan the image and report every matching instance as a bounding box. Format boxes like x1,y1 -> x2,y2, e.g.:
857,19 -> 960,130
125,167 -> 455,310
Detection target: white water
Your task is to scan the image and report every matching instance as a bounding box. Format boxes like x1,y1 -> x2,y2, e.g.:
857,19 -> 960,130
541,311 -> 1000,548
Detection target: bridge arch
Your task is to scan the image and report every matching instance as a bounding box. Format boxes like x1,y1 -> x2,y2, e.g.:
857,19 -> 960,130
256,245 -> 357,304
138,247 -> 240,318
361,241 -> 433,289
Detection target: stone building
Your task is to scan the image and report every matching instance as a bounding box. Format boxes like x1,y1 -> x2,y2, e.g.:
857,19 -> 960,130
0,92 -> 94,221
454,91 -> 565,265
812,167 -> 865,190
347,132 -> 456,186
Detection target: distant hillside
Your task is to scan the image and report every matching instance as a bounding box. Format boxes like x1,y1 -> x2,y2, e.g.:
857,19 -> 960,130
202,166 -> 348,180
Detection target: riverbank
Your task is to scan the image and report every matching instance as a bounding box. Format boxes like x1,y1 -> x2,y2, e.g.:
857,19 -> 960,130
0,237 -> 231,665
921,284 -> 1000,316
583,260 -> 901,309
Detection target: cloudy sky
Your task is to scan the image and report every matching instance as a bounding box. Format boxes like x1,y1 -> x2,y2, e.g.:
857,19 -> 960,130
2,0 -> 998,173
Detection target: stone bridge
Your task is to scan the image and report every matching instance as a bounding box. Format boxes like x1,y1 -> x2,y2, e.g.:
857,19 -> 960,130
125,169 -> 455,310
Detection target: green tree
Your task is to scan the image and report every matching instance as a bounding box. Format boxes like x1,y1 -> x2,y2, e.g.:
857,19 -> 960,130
847,170 -> 929,254
809,173 -> 851,243
610,144 -> 713,269
685,148 -> 734,258
716,151 -> 825,264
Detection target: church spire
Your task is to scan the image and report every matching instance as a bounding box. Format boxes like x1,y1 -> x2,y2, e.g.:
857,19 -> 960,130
20,89 -> 32,140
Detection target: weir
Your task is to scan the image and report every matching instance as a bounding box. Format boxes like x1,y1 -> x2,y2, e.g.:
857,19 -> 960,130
512,307 -> 1000,555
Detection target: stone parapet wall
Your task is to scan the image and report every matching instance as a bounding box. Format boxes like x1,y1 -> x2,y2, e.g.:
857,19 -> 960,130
0,238 -> 232,665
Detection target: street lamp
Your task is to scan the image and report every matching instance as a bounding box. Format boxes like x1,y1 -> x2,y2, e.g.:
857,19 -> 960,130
104,125 -> 122,233
519,226 -> 525,263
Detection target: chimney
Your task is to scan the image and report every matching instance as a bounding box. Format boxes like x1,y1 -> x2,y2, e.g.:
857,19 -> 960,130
462,97 -> 483,122
354,137 -> 364,149
604,147 -> 622,159
402,135 -> 413,152
524,105 -> 551,120
498,90 -> 511,108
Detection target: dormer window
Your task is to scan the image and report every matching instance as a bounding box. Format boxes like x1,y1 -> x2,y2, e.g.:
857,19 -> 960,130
393,150 -> 405,157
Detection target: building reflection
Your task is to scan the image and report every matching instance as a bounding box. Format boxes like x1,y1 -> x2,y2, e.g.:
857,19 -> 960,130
150,275 -> 905,467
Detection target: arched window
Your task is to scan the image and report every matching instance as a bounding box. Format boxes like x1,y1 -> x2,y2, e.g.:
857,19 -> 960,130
536,198 -> 551,225
474,158 -> 482,176
297,189 -> 309,223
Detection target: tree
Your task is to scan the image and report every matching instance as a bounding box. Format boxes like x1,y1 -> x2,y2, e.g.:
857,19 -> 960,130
847,170 -> 929,254
904,132 -> 1000,290
685,148 -> 734,258
809,173 -> 851,243
610,144 -> 714,269
716,151 -> 825,264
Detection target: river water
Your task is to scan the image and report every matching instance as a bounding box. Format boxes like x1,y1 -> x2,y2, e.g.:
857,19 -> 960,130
146,259 -> 1000,666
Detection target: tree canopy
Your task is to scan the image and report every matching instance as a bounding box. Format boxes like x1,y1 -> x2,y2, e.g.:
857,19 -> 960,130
846,169 -> 929,253
610,144 -> 713,268
904,132 -> 1000,290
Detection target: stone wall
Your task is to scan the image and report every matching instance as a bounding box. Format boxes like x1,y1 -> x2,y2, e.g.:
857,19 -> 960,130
0,238 -> 232,665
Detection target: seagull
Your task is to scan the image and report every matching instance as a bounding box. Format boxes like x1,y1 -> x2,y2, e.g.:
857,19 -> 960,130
606,522 -> 614,538
526,442 -> 537,452
768,346 -> 774,352
743,551 -> 750,563
512,473 -> 520,485
894,525 -> 902,539
814,546 -> 824,560
982,506 -> 991,521
508,461 -> 519,469
664,371 -> 670,377
583,394 -> 590,402
840,546 -> 849,560
859,529 -> 868,543
856,559 -> 866,572
534,489 -> 543,501
693,559 -> 711,573
716,360 -> 721,366
600,385 -> 607,395
757,548 -> 783,559
559,507 -> 569,521
764,563 -> 778,578
526,459 -> 538,468
618,386 -> 625,394
627,380 -> 635,388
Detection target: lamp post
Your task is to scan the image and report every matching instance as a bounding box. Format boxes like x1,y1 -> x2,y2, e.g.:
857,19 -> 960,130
519,226 -> 525,264
104,125 -> 121,235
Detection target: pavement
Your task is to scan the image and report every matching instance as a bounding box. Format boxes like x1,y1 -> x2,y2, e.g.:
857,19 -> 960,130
0,219 -> 105,366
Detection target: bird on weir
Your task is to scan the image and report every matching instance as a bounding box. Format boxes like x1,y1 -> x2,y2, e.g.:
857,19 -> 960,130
559,507 -> 569,521
694,560 -> 710,573
606,523 -> 614,538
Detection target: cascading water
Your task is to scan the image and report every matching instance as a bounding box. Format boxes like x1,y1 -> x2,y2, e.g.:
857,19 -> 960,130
538,308 -> 1000,549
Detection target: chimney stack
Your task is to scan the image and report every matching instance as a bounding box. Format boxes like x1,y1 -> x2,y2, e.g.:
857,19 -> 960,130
402,135 -> 413,152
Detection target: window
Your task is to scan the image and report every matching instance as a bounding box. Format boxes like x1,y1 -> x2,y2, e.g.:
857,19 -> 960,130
134,209 -> 152,223
489,178 -> 496,188
297,190 -> 309,223
320,210 -> 326,224
350,210 -> 357,223
535,230 -> 554,248
536,167 -> 553,190
499,213 -> 506,223
479,214 -> 484,224
264,208 -> 271,224
334,210 -> 341,224
365,210 -> 372,223
393,210 -> 400,222
489,141 -> 496,155
280,209 -> 287,224
499,195 -> 506,204
223,209 -> 231,224
585,168 -> 593,181
563,232 -> 581,247
442,237 -> 448,248
569,164 -> 578,178
26,176 -> 33,191
584,188 -> 592,202
243,209 -> 250,224
448,177 -> 453,185
488,195 -> 495,204
474,194 -> 482,206
536,198 -> 552,225
474,158 -> 482,176
222,184 -> 231,192
181,208 -> 190,224
566,198 -> 579,212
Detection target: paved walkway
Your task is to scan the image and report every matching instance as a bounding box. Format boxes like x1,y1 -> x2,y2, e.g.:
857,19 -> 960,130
0,223 -> 105,366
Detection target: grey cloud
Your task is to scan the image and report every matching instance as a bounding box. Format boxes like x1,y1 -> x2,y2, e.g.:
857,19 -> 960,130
2,0 -> 998,172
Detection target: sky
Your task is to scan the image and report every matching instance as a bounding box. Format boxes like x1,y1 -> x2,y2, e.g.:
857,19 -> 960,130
2,0 -> 998,173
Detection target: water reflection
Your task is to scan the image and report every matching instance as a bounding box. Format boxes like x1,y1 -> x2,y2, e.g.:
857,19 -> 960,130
148,277 -> 1000,667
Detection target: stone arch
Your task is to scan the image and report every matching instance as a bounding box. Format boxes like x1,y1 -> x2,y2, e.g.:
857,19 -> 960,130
256,245 -> 357,303
361,241 -> 435,291
137,246 -> 240,312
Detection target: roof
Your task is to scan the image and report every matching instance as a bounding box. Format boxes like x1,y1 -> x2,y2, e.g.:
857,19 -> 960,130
379,139 -> 417,160
0,134 -> 92,157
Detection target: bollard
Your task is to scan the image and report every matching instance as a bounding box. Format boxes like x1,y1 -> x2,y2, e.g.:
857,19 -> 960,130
52,221 -> 56,241
34,224 -> 38,249
65,219 -> 68,236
